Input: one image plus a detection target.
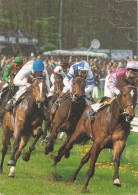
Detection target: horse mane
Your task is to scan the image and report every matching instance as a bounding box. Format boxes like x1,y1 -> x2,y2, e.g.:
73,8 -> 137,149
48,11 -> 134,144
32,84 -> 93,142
55,74 -> 63,80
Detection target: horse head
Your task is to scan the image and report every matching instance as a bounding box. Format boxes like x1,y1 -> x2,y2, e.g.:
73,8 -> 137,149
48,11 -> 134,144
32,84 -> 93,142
118,85 -> 137,122
30,74 -> 47,108
54,74 -> 64,96
71,77 -> 86,101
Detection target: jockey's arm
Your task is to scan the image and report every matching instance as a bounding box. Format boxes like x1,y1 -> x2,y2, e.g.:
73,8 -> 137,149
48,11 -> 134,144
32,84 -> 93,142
2,62 -> 12,82
107,73 -> 120,95
14,61 -> 33,87
62,66 -> 74,93
43,69 -> 50,91
50,73 -> 55,85
50,66 -> 62,84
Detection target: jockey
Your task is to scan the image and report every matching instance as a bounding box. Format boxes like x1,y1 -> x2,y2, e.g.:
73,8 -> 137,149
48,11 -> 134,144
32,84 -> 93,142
84,60 -> 138,120
62,60 -> 95,98
47,60 -> 68,97
51,61 -> 95,113
104,60 -> 138,98
6,60 -> 50,112
0,56 -> 23,101
2,56 -> 23,83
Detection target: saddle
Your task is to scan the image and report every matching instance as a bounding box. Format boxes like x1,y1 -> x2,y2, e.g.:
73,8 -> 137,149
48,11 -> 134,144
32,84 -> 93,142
99,97 -> 116,110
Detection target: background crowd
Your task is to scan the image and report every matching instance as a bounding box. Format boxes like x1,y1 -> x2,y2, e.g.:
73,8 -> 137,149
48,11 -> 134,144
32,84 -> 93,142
0,54 -> 134,98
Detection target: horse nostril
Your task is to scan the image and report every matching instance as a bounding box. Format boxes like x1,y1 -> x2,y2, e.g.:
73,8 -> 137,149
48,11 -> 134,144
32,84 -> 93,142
126,114 -> 134,122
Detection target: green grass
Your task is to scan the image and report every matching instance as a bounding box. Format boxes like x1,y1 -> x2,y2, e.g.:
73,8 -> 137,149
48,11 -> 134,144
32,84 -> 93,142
0,88 -> 138,194
0,130 -> 138,195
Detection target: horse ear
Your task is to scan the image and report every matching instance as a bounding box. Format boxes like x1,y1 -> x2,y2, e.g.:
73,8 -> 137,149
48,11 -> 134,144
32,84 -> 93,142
42,72 -> 46,78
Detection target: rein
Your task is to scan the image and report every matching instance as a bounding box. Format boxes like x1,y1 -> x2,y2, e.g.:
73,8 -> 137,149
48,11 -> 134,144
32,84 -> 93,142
32,77 -> 45,83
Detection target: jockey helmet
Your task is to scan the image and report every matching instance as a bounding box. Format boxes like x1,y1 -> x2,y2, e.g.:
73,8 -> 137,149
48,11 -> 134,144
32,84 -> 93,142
126,60 -> 138,79
14,56 -> 23,64
126,60 -> 138,71
33,60 -> 44,71
78,61 -> 90,71
78,61 -> 89,79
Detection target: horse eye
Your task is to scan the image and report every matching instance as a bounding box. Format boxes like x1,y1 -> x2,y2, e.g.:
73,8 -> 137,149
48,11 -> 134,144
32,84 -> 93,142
124,94 -> 127,97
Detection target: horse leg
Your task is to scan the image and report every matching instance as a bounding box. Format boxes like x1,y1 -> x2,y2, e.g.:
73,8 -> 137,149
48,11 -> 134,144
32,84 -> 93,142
53,130 -> 83,166
0,127 -> 12,173
8,135 -> 30,177
22,128 -> 43,162
7,133 -> 21,166
53,135 -> 70,164
83,141 -> 101,192
113,140 -> 126,187
70,148 -> 92,182
44,123 -> 58,155
42,120 -> 50,140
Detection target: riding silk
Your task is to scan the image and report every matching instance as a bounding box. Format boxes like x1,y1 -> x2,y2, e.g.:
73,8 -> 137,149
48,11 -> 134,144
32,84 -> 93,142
50,66 -> 67,84
48,65 -> 68,97
63,61 -> 95,98
104,68 -> 127,98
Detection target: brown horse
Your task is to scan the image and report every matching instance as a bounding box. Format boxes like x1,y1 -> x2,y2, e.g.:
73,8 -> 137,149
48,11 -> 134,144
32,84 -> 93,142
0,73 -> 47,177
52,85 -> 137,192
42,74 -> 64,141
44,77 -> 86,156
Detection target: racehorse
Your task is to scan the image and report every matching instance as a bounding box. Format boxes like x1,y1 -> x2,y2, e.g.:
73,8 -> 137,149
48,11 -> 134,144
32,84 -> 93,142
0,72 -> 47,177
44,77 -> 86,156
51,85 -> 137,192
42,74 -> 64,141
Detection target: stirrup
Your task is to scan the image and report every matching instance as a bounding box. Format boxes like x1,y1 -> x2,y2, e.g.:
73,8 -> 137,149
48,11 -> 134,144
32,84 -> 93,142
6,99 -> 16,112
83,109 -> 95,120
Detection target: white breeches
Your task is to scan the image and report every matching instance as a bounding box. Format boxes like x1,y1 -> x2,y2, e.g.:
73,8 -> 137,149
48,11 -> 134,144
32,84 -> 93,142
104,76 -> 114,98
14,86 -> 27,101
49,85 -> 54,92
92,86 -> 99,98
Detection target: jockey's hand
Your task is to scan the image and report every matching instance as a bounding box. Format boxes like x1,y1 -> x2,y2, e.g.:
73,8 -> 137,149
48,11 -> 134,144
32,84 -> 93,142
69,88 -> 72,93
25,83 -> 31,88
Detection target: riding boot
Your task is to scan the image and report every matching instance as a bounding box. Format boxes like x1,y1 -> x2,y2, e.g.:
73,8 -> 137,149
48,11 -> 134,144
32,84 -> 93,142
83,108 -> 96,120
51,100 -> 60,115
6,98 -> 16,112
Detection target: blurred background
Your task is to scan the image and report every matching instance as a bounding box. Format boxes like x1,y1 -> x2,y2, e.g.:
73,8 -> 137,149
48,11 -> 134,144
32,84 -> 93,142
0,0 -> 137,57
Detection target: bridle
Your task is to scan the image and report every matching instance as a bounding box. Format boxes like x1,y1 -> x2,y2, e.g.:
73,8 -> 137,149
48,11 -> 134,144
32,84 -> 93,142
117,85 -> 137,121
31,77 -> 46,108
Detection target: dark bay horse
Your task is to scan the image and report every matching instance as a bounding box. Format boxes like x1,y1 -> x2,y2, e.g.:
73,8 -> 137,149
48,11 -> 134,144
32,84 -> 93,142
44,77 -> 86,155
52,85 -> 137,192
42,74 -> 64,140
0,67 -> 21,126
0,73 -> 47,177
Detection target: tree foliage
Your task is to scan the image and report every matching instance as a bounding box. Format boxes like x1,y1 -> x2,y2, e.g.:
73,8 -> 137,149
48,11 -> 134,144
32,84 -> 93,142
0,0 -> 137,54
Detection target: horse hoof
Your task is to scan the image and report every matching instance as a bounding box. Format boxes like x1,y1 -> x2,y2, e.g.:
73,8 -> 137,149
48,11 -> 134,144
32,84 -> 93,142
44,148 -> 49,155
8,166 -> 15,178
0,168 -> 3,173
82,187 -> 90,193
7,160 -> 15,166
22,153 -> 30,162
64,151 -> 70,159
70,176 -> 76,182
113,178 -> 121,187
52,162 -> 57,167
